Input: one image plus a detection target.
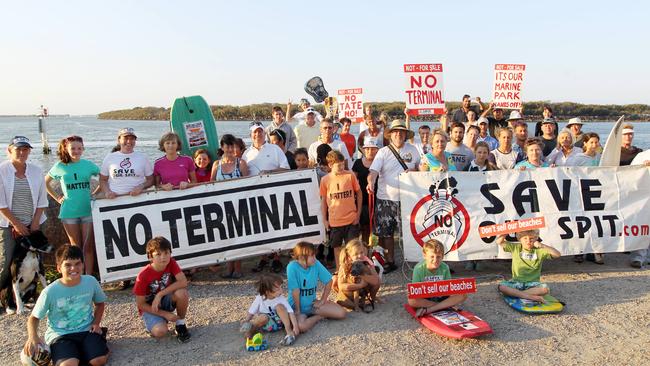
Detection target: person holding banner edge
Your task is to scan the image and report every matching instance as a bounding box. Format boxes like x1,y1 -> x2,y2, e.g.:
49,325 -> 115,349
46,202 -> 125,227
367,120 -> 420,273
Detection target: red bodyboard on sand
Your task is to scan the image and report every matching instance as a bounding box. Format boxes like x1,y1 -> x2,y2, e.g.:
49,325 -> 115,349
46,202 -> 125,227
404,304 -> 492,339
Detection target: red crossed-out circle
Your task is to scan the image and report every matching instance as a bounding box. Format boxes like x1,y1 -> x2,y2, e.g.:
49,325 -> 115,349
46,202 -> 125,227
409,195 -> 471,253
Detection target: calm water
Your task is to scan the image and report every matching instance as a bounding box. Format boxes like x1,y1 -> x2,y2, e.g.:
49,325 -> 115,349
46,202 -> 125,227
1,116 -> 648,171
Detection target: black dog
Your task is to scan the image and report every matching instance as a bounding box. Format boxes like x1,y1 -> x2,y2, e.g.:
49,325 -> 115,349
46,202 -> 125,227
0,231 -> 53,314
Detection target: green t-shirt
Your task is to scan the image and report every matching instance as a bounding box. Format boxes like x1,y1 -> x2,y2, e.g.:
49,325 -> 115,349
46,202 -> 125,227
503,242 -> 552,282
48,159 -> 100,219
411,261 -> 451,283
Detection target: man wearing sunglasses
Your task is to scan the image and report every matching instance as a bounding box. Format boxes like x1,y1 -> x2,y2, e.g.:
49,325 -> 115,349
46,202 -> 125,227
308,119 -> 352,169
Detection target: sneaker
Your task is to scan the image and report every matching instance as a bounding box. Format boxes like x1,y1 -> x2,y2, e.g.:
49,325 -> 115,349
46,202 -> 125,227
117,280 -> 132,290
271,259 -> 283,273
280,334 -> 295,346
630,260 -> 642,269
593,253 -> 605,265
383,262 -> 398,274
252,259 -> 268,273
175,324 -> 191,343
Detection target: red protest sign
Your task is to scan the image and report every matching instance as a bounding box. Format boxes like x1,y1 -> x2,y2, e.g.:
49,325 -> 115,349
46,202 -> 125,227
404,63 -> 445,116
478,217 -> 546,238
492,64 -> 526,110
337,88 -> 364,123
407,278 -> 476,299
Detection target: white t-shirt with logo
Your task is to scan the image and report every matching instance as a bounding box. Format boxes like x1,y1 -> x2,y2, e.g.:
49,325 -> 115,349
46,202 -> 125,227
242,142 -> 290,176
308,139 -> 352,168
369,143 -> 420,201
100,151 -> 153,195
247,294 -> 294,316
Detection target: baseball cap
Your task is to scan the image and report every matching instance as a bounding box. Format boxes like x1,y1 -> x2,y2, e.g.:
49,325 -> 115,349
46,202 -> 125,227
118,127 -> 137,138
477,117 -> 489,125
541,118 -> 555,124
306,108 -> 316,115
9,136 -> 33,148
363,137 -> 379,149
249,121 -> 264,132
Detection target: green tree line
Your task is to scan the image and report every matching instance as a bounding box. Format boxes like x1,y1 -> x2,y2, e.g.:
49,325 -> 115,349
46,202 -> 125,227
98,101 -> 650,121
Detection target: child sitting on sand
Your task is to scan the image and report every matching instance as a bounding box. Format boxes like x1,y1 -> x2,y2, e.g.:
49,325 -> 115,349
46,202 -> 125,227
240,274 -> 299,346
408,239 -> 467,317
497,229 -> 561,303
133,236 -> 191,342
334,240 -> 381,312
287,241 -> 346,332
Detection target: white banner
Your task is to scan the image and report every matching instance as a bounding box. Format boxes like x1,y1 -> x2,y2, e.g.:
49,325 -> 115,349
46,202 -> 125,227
93,170 -> 324,282
400,166 -> 650,262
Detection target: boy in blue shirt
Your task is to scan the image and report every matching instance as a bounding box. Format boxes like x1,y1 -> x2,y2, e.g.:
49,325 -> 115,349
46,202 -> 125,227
24,245 -> 108,366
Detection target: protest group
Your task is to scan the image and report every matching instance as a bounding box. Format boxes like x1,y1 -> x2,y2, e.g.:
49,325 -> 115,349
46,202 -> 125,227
2,67 -> 650,365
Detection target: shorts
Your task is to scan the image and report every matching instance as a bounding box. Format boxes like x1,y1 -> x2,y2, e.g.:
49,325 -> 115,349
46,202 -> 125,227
61,216 -> 93,224
142,294 -> 176,332
328,224 -> 360,248
373,198 -> 401,238
261,313 -> 284,332
50,331 -> 108,364
499,280 -> 548,291
359,205 -> 370,226
426,296 -> 449,303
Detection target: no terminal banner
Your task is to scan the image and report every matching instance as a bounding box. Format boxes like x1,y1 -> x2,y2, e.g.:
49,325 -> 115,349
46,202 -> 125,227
492,64 -> 526,110
404,63 -> 445,116
337,88 -> 364,123
92,170 -> 324,283
400,165 -> 650,262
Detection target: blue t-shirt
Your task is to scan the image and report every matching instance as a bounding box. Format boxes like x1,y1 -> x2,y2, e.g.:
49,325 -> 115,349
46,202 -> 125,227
515,160 -> 550,169
32,275 -> 107,344
48,159 -> 100,219
286,260 -> 332,314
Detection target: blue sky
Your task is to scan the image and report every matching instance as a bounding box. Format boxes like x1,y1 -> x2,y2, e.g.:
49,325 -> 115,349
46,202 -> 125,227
1,0 -> 648,115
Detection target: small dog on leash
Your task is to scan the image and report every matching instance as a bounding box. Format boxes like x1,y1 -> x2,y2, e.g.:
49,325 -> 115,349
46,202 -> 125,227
0,231 -> 53,315
336,260 -> 375,312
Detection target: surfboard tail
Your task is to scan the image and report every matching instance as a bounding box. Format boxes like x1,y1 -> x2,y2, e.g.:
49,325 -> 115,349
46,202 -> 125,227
599,115 -> 625,167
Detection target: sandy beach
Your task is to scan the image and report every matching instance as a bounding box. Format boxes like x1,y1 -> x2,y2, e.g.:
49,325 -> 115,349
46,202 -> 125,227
1,252 -> 648,366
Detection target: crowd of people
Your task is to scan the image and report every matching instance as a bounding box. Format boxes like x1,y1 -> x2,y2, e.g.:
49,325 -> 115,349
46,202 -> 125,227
2,96 -> 650,365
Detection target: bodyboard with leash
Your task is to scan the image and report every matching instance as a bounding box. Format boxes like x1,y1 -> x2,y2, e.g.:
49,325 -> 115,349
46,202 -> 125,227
304,76 -> 329,103
502,294 -> 564,314
170,96 -> 220,161
404,304 -> 493,339
599,115 -> 625,167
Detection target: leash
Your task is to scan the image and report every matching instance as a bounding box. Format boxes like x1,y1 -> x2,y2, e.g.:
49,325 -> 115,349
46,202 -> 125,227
369,191 -> 375,237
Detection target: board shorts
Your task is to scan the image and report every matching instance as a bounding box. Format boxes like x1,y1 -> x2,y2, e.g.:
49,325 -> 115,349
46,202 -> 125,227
50,331 -> 108,364
373,198 -> 401,238
261,313 -> 284,332
61,215 -> 93,224
328,224 -> 360,248
499,280 -> 548,291
142,294 -> 176,332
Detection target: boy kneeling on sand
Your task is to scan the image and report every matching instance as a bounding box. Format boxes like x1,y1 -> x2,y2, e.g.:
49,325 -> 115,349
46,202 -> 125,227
133,236 -> 191,342
497,229 -> 561,302
408,239 -> 467,317
24,244 -> 109,366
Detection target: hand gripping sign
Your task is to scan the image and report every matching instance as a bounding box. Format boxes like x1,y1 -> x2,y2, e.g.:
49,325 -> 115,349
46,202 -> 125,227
404,63 -> 445,116
407,278 -> 477,299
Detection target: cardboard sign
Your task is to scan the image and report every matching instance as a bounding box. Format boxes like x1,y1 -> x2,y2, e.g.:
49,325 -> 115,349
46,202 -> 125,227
337,88 -> 364,123
492,64 -> 526,110
478,217 -> 546,238
92,170 -> 324,283
407,278 -> 477,299
404,63 -> 445,116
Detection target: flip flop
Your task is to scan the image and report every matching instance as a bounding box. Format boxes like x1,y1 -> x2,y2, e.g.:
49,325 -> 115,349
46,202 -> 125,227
280,334 -> 295,346
415,307 -> 428,317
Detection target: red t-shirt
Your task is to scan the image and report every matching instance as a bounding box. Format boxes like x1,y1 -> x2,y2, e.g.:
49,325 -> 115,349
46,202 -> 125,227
340,133 -> 356,157
133,258 -> 182,313
195,167 -> 211,183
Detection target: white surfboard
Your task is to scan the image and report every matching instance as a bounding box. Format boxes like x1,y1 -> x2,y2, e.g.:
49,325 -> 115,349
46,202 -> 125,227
599,115 -> 625,167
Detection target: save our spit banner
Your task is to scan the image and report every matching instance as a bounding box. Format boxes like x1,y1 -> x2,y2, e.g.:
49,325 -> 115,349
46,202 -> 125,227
92,170 -> 324,283
400,165 -> 650,262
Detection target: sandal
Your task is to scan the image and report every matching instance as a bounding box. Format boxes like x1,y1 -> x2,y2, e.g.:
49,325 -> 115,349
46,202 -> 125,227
280,334 -> 295,346
415,307 -> 428,318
